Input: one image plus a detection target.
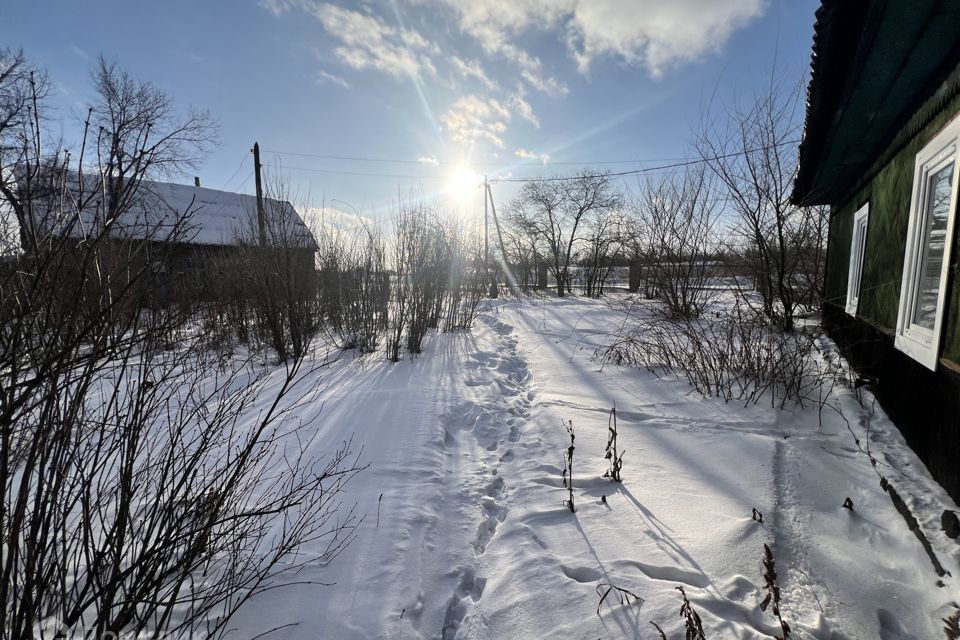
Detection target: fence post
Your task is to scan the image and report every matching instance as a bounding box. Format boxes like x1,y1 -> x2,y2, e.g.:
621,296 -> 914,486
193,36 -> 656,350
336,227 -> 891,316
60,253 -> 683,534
536,262 -> 548,290
628,259 -> 641,293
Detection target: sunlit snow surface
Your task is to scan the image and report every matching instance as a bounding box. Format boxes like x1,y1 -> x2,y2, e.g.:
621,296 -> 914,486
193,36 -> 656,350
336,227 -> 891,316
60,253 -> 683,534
229,295 -> 959,639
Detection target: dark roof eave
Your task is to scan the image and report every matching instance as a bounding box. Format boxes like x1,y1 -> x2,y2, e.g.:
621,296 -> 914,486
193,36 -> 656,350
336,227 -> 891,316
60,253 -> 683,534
797,55 -> 960,208
792,0 -> 870,206
794,0 -> 960,207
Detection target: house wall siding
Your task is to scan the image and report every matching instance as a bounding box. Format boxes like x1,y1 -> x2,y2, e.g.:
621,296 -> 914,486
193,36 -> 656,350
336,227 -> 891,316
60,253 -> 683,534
822,81 -> 960,502
827,89 -> 960,357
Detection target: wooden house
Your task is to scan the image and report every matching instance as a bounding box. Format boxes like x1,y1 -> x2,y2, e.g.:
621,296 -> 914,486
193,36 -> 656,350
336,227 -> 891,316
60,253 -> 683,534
794,0 -> 960,500
14,170 -> 318,303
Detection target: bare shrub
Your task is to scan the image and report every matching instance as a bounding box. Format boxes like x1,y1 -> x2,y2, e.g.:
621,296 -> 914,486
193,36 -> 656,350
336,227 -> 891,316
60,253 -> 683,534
385,199 -> 426,360
442,216 -> 485,331
317,223 -> 389,353
406,209 -> 449,353
1,51 -> 362,639
601,305 -> 822,408
384,199 -> 483,361
5,344 -> 362,639
227,175 -> 319,362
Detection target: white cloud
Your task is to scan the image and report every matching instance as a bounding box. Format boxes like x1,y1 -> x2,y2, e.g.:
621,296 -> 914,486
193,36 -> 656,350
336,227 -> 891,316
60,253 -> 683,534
439,84 -> 541,152
567,0 -> 766,76
507,86 -> 538,128
451,56 -> 499,92
304,206 -> 375,235
264,1 -> 438,81
261,0 -> 767,155
313,69 -> 351,89
417,155 -> 440,165
313,4 -> 437,80
514,148 -> 550,164
258,0 -> 295,16
441,95 -> 513,148
447,0 -> 569,95
414,0 -> 764,81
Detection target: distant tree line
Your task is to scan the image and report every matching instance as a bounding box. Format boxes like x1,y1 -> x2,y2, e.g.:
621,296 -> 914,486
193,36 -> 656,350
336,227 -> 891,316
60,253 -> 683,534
497,72 -> 827,332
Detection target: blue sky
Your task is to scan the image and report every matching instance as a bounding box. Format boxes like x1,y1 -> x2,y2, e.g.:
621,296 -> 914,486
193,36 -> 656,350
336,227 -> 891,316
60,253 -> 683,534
2,0 -> 820,221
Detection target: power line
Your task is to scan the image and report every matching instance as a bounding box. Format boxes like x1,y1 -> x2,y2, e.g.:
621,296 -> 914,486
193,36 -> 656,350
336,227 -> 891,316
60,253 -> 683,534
490,140 -> 801,183
264,150 -> 453,166
263,139 -> 801,184
276,158 -> 710,182
219,150 -> 252,192
278,165 -> 453,181
262,148 -> 713,167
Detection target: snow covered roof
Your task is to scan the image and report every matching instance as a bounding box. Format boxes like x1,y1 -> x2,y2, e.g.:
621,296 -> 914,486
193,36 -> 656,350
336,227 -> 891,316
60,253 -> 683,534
19,170 -> 318,250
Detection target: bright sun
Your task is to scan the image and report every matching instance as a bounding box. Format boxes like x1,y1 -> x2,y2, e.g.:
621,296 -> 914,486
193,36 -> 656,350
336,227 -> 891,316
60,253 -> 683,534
445,166 -> 481,207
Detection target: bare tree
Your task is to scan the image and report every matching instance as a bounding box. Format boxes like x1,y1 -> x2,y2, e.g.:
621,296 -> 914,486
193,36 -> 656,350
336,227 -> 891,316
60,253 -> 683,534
697,73 -> 826,330
0,52 -> 362,639
0,49 -> 51,247
91,56 -> 216,182
579,207 -> 623,298
505,170 -> 622,297
633,165 -> 719,318
793,203 -> 829,310
500,219 -> 540,293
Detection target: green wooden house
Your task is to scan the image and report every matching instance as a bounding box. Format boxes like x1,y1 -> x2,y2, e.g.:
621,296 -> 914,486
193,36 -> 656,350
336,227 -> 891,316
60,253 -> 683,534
794,0 -> 960,500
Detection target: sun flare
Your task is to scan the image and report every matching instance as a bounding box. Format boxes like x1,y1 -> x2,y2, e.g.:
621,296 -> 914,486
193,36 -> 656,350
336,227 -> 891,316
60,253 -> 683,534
445,166 -> 481,208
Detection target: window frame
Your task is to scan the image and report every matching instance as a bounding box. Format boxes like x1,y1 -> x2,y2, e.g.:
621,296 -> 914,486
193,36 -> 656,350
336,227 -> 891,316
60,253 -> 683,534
845,202 -> 870,316
894,115 -> 960,370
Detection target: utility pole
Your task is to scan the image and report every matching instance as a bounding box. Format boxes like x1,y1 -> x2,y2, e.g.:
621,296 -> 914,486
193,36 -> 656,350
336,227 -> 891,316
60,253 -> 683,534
253,141 -> 266,246
488,182 -> 510,295
484,175 -> 498,298
483,174 -> 489,273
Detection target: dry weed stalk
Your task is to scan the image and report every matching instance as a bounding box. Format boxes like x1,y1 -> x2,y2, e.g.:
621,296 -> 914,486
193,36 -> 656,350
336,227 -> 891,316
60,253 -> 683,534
944,607 -> 960,639
595,582 -> 643,615
603,406 -> 624,483
676,586 -> 706,640
760,544 -> 791,639
562,420 -> 576,512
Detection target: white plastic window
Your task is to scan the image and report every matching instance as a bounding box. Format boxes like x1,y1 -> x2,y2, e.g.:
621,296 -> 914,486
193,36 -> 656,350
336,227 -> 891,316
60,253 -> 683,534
845,203 -> 869,316
895,115 -> 960,370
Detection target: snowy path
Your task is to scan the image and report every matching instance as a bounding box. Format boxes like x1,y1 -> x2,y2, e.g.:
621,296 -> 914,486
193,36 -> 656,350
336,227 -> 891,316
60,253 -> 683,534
231,297 -> 960,639
438,311 -> 535,638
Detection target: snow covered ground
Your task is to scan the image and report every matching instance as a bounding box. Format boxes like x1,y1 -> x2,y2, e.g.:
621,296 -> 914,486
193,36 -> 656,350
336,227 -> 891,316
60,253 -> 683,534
229,295 -> 960,639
